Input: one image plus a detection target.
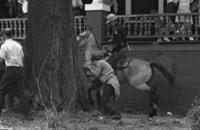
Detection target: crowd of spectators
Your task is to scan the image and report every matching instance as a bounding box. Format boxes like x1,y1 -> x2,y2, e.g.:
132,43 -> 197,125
0,0 -> 28,18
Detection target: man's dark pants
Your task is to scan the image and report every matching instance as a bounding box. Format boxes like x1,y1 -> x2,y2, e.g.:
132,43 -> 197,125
0,66 -> 30,116
101,84 -> 119,116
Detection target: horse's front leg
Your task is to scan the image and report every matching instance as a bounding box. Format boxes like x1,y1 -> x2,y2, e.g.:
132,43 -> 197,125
96,87 -> 101,109
87,87 -> 95,105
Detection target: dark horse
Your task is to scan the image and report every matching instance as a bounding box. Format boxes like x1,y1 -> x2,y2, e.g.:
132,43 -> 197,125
78,33 -> 175,119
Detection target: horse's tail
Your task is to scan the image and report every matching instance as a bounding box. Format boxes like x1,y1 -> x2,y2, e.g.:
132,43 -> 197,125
150,62 -> 175,86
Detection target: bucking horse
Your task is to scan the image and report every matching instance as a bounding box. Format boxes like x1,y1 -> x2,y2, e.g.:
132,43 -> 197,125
78,32 -> 175,120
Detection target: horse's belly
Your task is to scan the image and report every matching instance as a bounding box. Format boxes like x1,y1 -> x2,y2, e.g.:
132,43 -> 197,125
128,64 -> 152,87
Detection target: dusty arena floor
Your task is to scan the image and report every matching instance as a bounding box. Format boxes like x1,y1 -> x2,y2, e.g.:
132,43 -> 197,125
0,110 -> 191,130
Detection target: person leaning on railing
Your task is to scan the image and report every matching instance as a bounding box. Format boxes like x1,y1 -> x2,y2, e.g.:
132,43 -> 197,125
163,0 -> 179,42
176,0 -> 194,41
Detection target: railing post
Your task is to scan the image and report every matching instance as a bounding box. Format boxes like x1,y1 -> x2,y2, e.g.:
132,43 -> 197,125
85,0 -> 110,44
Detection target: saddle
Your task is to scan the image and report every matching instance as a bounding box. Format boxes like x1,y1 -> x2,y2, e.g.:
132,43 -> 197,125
108,53 -> 132,69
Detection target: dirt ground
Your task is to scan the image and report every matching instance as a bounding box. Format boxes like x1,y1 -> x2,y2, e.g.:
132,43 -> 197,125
0,110 -> 191,130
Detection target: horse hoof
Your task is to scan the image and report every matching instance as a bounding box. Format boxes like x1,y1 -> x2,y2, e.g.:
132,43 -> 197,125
148,117 -> 153,121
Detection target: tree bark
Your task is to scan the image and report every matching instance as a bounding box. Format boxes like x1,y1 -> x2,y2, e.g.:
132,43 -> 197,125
26,0 -> 89,111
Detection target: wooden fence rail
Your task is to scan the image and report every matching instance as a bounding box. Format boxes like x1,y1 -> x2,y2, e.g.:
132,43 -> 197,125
106,13 -> 200,43
1,13 -> 200,43
0,18 -> 27,40
0,16 -> 86,40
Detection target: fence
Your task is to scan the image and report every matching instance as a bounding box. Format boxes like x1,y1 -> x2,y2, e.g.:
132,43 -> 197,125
106,13 -> 200,43
0,18 -> 27,40
1,13 -> 200,43
0,16 -> 86,40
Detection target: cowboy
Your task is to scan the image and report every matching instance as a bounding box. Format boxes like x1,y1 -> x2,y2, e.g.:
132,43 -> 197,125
0,28 -> 32,120
84,52 -> 121,120
106,13 -> 127,54
105,13 -> 128,69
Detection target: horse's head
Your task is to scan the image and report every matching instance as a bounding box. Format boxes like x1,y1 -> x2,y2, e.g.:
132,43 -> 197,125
77,31 -> 91,48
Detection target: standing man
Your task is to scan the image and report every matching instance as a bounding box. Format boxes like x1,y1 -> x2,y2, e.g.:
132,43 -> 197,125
163,0 -> 179,42
17,0 -> 28,17
106,13 -> 127,54
72,0 -> 84,16
165,0 -> 179,24
0,28 -> 31,120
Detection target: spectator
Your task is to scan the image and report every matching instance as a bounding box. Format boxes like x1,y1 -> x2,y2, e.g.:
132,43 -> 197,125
18,0 -> 28,17
102,0 -> 118,13
72,0 -> 84,16
163,0 -> 179,42
176,0 -> 194,40
0,0 -> 9,18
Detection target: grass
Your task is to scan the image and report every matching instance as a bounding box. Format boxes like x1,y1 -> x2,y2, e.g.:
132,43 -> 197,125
0,110 -> 191,130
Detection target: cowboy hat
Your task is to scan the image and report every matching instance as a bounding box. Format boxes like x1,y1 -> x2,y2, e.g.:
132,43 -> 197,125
106,13 -> 117,24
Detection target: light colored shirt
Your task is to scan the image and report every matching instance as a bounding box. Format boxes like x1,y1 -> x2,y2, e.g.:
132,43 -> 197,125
177,0 -> 193,13
22,0 -> 28,13
90,60 -> 114,83
0,39 -> 24,67
72,0 -> 83,8
89,59 -> 120,99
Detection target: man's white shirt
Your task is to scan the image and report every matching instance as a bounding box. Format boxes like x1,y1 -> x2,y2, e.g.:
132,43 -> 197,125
22,0 -> 28,14
0,39 -> 24,67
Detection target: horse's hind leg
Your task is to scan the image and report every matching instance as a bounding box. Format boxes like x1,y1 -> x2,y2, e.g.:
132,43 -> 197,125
148,86 -> 159,119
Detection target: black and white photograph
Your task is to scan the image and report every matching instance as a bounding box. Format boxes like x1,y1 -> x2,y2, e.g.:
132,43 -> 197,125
0,0 -> 199,129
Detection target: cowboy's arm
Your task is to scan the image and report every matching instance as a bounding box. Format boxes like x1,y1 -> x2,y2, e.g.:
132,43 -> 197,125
0,45 -> 6,63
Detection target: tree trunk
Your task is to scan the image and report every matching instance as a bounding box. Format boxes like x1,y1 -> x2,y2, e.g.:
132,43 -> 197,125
26,0 -> 89,111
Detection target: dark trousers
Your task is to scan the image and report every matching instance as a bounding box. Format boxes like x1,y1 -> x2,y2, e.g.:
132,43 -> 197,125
0,66 -> 30,116
107,48 -> 126,69
101,84 -> 119,115
165,2 -> 178,24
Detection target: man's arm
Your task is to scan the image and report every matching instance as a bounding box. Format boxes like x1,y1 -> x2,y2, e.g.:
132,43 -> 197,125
0,45 -> 6,63
89,62 -> 102,77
